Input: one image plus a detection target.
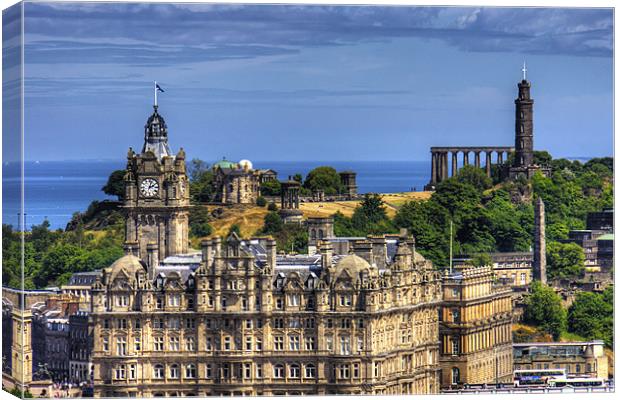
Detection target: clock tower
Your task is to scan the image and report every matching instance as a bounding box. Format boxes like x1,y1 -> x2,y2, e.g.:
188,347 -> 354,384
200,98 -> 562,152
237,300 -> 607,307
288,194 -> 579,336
123,105 -> 190,262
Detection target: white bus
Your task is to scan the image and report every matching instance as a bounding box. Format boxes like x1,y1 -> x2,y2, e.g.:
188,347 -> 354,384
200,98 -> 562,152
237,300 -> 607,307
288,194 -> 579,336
513,369 -> 566,386
548,378 -> 607,388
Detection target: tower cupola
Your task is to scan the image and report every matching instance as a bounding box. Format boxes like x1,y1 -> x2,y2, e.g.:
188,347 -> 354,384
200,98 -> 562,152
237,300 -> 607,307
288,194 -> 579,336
142,105 -> 172,159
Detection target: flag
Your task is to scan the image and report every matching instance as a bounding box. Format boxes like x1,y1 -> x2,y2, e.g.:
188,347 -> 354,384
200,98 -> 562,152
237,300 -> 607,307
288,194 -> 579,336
156,83 -> 165,92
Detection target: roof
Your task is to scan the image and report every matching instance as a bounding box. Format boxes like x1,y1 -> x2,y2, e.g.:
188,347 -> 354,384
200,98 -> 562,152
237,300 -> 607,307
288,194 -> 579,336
213,158 -> 237,169
142,106 -> 172,159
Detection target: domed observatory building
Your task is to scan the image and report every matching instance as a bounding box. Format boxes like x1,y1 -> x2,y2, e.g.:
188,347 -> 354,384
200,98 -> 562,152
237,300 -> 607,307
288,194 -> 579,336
212,157 -> 262,204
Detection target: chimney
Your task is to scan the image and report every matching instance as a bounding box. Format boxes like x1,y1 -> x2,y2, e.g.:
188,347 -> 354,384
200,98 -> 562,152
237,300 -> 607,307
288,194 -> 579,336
146,243 -> 159,280
352,240 -> 373,264
201,239 -> 213,266
213,237 -> 222,258
123,241 -> 139,257
320,240 -> 333,270
265,237 -> 277,270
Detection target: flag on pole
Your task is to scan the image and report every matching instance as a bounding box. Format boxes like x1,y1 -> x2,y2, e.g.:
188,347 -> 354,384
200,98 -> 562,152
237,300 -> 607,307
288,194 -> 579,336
156,83 -> 165,92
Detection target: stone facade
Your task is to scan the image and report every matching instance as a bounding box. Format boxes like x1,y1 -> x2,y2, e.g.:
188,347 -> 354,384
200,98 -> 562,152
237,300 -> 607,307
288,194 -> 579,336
213,160 -> 261,205
307,217 -> 335,254
439,266 -> 514,388
123,106 -> 190,261
339,171 -> 358,198
90,233 -> 444,397
279,178 -> 303,223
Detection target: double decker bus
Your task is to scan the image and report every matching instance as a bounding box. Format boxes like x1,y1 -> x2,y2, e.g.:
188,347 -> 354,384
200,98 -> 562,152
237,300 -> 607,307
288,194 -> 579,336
513,369 -> 566,386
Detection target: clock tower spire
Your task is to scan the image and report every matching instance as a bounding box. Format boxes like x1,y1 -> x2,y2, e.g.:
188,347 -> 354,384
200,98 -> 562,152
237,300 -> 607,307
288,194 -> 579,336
123,102 -> 190,264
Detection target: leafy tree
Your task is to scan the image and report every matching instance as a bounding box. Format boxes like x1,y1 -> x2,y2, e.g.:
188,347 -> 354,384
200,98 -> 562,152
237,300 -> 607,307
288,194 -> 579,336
303,166 -> 343,195
256,196 -> 267,207
533,150 -> 552,166
188,158 -> 216,203
261,212 -> 284,235
260,180 -> 281,196
37,243 -> 87,286
470,253 -> 492,267
546,241 -> 585,279
189,207 -> 213,238
228,224 -> 241,237
188,158 -> 209,182
523,281 -> 567,340
267,202 -> 278,212
568,287 -> 614,347
101,170 -> 126,200
455,165 -> 492,191
293,173 -> 303,183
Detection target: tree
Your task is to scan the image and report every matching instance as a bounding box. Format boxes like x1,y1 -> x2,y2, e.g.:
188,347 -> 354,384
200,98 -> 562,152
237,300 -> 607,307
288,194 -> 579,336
38,243 -> 87,286
261,212 -> 284,235
267,202 -> 278,212
470,253 -> 492,267
568,288 -> 613,347
303,166 -> 343,195
189,207 -> 213,238
101,170 -> 126,200
256,196 -> 267,207
455,165 -> 492,191
188,158 -> 209,182
228,224 -> 241,237
260,180 -> 281,196
523,281 -> 567,340
533,150 -> 552,166
188,158 -> 216,203
546,241 -> 585,279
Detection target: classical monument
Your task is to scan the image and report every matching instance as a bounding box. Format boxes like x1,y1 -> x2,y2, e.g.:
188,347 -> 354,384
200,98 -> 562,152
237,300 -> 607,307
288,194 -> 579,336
425,65 -> 550,190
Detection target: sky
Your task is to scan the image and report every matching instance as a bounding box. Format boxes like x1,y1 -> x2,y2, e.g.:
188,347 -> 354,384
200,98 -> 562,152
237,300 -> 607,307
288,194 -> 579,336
2,2 -> 614,162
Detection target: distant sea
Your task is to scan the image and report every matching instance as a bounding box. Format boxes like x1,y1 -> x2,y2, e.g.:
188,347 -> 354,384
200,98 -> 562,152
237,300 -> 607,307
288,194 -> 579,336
2,160 -> 430,230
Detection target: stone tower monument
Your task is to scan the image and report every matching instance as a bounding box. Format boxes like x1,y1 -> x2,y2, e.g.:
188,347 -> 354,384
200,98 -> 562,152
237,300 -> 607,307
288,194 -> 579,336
533,196 -> 547,284
513,63 -> 534,169
122,104 -> 190,262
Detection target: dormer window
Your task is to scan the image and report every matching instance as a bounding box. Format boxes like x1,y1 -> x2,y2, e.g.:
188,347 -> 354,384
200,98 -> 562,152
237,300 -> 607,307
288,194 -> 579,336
276,273 -> 286,289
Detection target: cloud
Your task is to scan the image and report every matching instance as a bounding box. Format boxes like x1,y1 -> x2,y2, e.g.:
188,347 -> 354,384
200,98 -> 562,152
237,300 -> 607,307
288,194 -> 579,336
22,3 -> 612,64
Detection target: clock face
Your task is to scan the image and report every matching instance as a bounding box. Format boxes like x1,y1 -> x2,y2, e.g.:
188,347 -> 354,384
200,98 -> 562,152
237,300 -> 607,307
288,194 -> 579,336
140,178 -> 159,197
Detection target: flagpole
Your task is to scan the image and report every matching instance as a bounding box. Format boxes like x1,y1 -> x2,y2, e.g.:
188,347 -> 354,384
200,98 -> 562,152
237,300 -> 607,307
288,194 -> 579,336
449,220 -> 453,274
154,81 -> 158,107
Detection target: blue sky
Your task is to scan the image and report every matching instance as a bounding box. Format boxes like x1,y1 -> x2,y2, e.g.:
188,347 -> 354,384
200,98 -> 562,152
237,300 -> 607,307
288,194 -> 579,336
3,2 -> 614,162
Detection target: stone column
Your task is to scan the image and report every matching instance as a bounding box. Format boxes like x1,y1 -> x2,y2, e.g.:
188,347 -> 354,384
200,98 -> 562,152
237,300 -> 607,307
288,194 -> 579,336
442,152 -> 449,181
533,197 -> 547,284
474,152 -> 481,168
497,151 -> 504,164
485,152 -> 492,177
463,151 -> 469,166
451,152 -> 458,177
431,152 -> 437,184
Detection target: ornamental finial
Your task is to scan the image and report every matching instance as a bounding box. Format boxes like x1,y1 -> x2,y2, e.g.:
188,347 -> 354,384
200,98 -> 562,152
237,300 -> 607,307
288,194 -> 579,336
522,61 -> 527,81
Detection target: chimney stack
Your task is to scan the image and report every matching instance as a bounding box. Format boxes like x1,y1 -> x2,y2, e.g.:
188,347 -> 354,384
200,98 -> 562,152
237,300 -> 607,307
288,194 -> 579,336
146,243 -> 159,280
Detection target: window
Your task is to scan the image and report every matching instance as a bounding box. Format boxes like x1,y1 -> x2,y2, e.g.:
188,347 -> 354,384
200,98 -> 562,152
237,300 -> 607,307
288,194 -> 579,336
154,364 -> 164,379
326,336 -> 333,351
305,337 -> 316,351
452,288 -> 459,298
340,319 -> 351,329
186,337 -> 195,352
168,318 -> 180,330
243,363 -> 251,379
288,294 -> 300,306
156,297 -> 163,309
116,337 -> 127,356
116,295 -> 129,307
208,279 -> 214,290
451,308 -> 460,323
153,337 -> 164,351
205,337 -> 213,351
129,364 -> 136,380
170,364 -> 179,379
134,319 -> 141,329
327,319 -> 333,328
245,336 -> 252,351
276,298 -> 283,309
242,297 -> 248,311
339,295 -> 352,306
576,364 -> 581,373
245,319 -> 252,329
273,364 -> 284,379
134,337 -> 141,352
451,337 -> 459,355
305,364 -> 316,379
154,318 -> 164,329
168,294 -> 180,307
256,364 -> 263,378
206,364 -> 213,379
102,337 -> 109,352
353,363 -> 360,378
256,337 -> 263,351
357,337 -> 364,352
289,318 -> 301,328
208,296 -> 214,307
520,273 -> 526,284
187,297 -> 194,309
340,336 -> 351,355
185,364 -> 197,379
289,335 -> 300,351
169,337 -> 180,351
290,364 -> 300,379
224,336 -> 231,351
358,319 -> 364,329
274,336 -> 284,351
185,318 -> 196,329
114,364 -> 126,380
451,367 -> 460,385
103,319 -> 110,329
274,318 -> 284,329
338,364 -> 350,379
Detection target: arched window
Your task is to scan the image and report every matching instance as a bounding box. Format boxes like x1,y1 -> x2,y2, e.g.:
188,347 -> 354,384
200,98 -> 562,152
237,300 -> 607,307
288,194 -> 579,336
305,364 -> 316,379
290,364 -> 300,378
273,364 -> 284,379
310,229 -> 316,240
153,364 -> 164,379
318,229 -> 324,239
170,364 -> 179,379
451,367 -> 460,385
185,364 -> 197,379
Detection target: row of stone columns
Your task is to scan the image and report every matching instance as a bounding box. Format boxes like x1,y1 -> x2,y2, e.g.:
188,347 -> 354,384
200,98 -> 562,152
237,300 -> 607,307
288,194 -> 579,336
431,150 -> 509,184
